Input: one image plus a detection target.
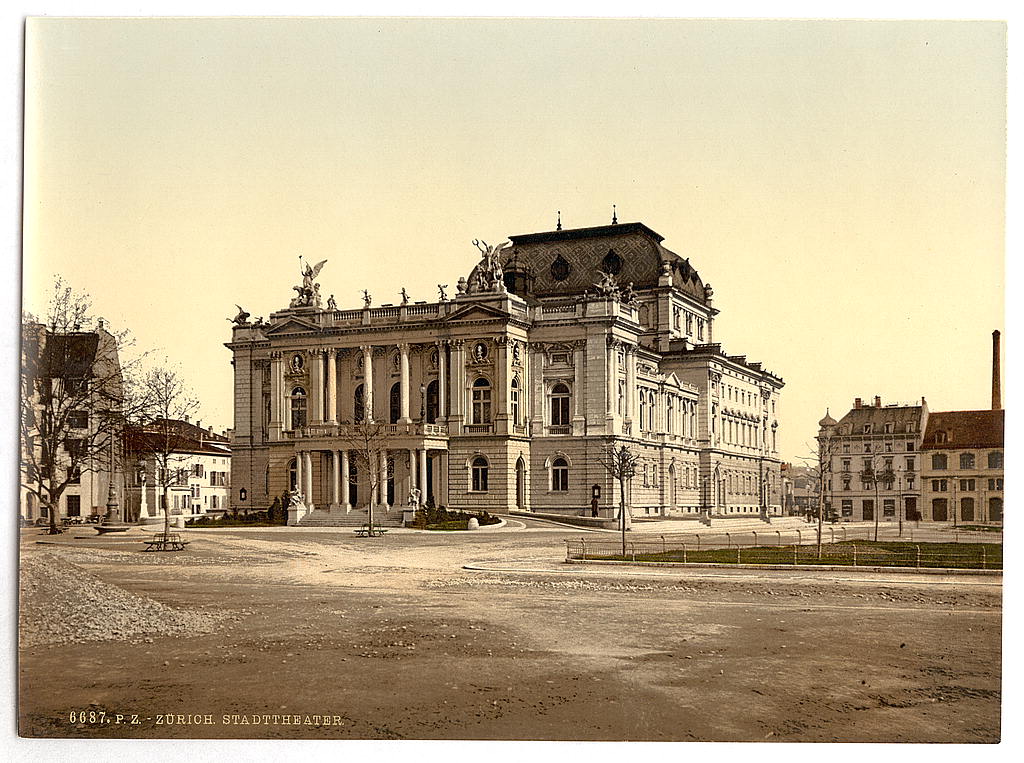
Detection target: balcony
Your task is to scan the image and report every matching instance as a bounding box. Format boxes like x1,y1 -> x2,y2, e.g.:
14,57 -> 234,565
289,421 -> 448,440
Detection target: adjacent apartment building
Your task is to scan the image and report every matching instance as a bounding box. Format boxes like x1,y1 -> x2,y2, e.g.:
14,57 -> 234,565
817,397 -> 928,523
919,409 -> 1003,523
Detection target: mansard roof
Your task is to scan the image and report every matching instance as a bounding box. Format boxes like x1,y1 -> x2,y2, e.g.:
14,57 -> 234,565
920,409 -> 1004,450
499,221 -> 707,303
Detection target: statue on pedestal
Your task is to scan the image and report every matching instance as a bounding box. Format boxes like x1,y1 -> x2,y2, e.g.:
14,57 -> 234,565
288,257 -> 328,308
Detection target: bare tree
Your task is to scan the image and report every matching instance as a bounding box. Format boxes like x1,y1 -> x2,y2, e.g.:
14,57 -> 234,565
335,419 -> 395,533
129,367 -> 201,544
598,442 -> 640,556
801,432 -> 842,559
20,280 -> 133,534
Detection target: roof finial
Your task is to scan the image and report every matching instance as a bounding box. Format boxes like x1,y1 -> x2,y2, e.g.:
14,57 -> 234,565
611,204 -> 618,225
556,210 -> 562,231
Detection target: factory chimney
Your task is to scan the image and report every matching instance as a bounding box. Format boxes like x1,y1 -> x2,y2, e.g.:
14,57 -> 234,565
992,330 -> 1002,410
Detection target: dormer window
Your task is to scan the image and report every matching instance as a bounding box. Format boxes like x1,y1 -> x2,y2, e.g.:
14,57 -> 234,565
884,422 -> 894,434
601,248 -> 623,275
863,424 -> 872,434
936,431 -> 948,444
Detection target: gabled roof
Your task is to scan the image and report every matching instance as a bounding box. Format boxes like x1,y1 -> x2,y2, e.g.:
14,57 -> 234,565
126,418 -> 230,456
920,410 -> 1004,450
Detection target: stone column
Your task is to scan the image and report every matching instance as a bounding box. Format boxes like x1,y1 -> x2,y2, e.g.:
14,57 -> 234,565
330,449 -> 340,510
419,448 -> 428,504
399,343 -> 411,424
449,340 -> 465,433
310,351 -> 324,425
529,344 -> 544,434
294,450 -> 303,506
303,451 -> 314,510
340,450 -> 350,511
437,341 -> 447,423
326,348 -> 337,424
409,449 -> 417,490
495,338 -> 509,434
624,347 -> 636,426
439,450 -> 450,506
572,340 -> 586,436
362,345 -> 375,423
379,449 -> 390,510
269,354 -> 284,440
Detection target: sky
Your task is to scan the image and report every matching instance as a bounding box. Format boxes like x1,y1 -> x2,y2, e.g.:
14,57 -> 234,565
20,18 -> 1007,462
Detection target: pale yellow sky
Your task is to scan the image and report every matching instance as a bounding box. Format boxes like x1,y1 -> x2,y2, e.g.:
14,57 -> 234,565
22,18 -> 1006,461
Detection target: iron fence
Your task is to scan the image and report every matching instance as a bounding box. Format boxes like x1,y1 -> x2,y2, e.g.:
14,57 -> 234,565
565,537 -> 1001,570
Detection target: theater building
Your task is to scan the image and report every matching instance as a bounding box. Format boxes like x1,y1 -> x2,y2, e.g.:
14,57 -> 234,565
226,219 -> 784,525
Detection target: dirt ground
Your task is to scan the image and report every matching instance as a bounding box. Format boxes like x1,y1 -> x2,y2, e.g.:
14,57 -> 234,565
18,524 -> 1002,742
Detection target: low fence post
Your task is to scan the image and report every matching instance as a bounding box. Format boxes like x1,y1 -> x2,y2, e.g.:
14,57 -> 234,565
842,526 -> 847,542
696,534 -> 701,551
776,530 -> 782,547
726,532 -> 731,548
829,527 -> 835,544
752,530 -> 758,547
982,547 -> 986,570
661,535 -> 666,555
853,545 -> 857,567
793,544 -> 798,565
682,543 -> 687,564
916,544 -> 921,569
796,529 -> 802,546
581,538 -> 586,562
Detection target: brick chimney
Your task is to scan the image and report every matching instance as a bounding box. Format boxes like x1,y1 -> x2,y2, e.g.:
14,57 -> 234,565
874,396 -> 881,408
992,330 -> 1001,410
854,398 -> 862,409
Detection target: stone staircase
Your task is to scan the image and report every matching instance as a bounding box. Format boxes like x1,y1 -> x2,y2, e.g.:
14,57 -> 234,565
297,506 -> 406,528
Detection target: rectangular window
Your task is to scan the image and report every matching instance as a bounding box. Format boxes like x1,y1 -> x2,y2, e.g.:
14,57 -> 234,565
931,479 -> 947,492
906,441 -> 915,451
906,457 -> 915,471
864,443 -> 871,453
843,444 -> 850,454
841,459 -> 851,471
68,410 -> 88,429
988,451 -> 1003,469
931,454 -> 947,470
841,500 -> 853,517
988,478 -> 1003,491
885,443 -> 893,452
65,495 -> 81,517
959,479 -> 975,492
883,499 -> 895,516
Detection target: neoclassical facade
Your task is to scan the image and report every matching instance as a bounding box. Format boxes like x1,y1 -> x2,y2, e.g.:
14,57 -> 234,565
226,220 -> 785,524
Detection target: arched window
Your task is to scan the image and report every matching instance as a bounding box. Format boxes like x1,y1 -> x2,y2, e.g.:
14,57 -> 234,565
290,387 -> 307,429
472,378 -> 492,424
510,378 -> 520,425
960,453 -> 976,470
931,453 -> 947,470
639,391 -> 647,431
353,384 -> 365,422
288,458 -> 297,490
667,396 -> 674,433
389,382 -> 401,424
988,451 -> 1003,469
550,383 -> 570,426
471,456 -> 489,492
426,380 -> 439,423
551,457 -> 569,491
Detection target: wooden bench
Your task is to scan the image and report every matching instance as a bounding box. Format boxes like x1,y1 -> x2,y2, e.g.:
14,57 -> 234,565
354,525 -> 388,537
143,532 -> 190,551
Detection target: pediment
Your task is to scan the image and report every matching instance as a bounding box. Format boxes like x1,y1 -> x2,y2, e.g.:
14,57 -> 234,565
444,303 -> 510,323
265,317 -> 320,335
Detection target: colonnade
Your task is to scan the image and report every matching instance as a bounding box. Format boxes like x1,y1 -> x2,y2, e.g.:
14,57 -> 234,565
293,446 -> 444,512
269,341 -> 464,438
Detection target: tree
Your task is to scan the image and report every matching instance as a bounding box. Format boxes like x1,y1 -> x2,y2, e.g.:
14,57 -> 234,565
598,442 -> 640,557
20,280 -> 131,534
802,431 -> 842,560
129,367 -> 200,544
334,419 -> 395,533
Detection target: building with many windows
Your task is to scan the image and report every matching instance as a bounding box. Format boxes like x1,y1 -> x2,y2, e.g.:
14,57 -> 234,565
226,219 -> 785,525
817,397 -> 928,523
19,321 -> 124,522
919,410 -> 1003,523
